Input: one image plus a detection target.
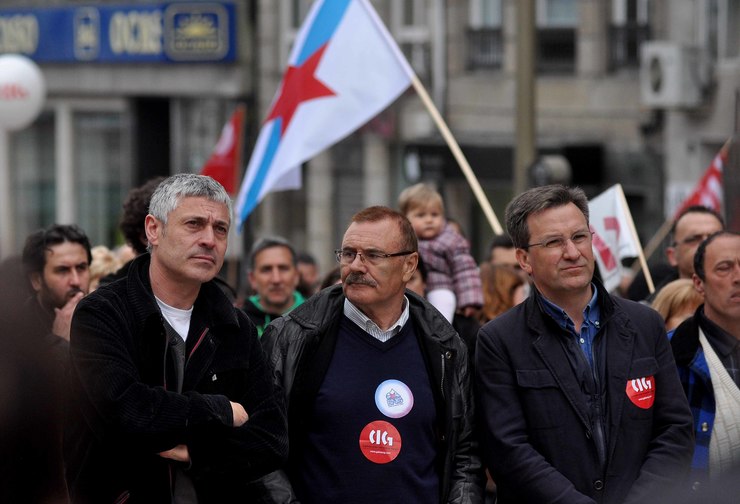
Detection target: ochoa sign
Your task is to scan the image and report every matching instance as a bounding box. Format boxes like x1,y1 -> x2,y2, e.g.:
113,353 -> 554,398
0,2 -> 235,63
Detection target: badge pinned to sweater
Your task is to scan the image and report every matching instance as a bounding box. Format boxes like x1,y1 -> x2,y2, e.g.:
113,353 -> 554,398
375,379 -> 414,418
626,375 -> 655,409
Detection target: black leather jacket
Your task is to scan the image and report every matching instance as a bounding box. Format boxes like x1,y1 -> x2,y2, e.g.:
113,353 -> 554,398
259,285 -> 484,504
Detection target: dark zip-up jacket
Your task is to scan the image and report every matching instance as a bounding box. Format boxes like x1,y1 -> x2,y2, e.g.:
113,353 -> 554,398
65,254 -> 287,503
476,279 -> 694,504
258,284 -> 484,504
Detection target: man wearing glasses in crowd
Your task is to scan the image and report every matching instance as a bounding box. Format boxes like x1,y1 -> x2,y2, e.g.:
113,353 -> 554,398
259,205 -> 483,503
476,185 -> 694,504
629,205 -> 724,301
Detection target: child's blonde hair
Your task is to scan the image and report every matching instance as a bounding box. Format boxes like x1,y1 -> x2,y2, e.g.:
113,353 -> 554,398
398,183 -> 445,216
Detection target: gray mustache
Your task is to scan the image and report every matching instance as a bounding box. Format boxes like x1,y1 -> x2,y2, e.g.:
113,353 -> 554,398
345,273 -> 377,287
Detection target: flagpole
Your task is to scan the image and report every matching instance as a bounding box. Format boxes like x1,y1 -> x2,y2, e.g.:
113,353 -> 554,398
227,104 -> 247,292
616,184 -> 655,294
408,74 -> 504,235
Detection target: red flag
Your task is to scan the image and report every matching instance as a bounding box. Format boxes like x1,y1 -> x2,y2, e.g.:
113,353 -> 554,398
200,105 -> 245,195
673,142 -> 729,219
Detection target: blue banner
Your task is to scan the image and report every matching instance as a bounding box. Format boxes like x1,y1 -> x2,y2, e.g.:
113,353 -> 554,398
0,2 -> 236,63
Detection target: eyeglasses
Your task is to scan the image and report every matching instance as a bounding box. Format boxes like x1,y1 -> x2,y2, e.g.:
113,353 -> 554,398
335,248 -> 414,266
525,231 -> 593,250
673,233 -> 713,247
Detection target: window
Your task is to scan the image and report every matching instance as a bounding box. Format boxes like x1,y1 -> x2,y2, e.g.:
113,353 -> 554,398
74,112 -> 131,247
706,0 -> 739,59
280,0 -> 313,66
391,0 -> 431,78
467,0 -> 503,69
11,112 -> 56,248
610,0 -> 651,69
536,0 -> 578,73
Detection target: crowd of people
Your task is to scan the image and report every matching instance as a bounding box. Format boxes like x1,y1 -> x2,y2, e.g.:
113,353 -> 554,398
1,175 -> 738,504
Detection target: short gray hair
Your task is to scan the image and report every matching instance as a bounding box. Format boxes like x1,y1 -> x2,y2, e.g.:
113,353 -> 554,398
147,174 -> 232,252
505,185 -> 589,249
249,236 -> 296,270
149,174 -> 232,223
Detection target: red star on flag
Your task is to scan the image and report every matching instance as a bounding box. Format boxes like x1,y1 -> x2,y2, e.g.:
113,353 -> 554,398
266,44 -> 336,135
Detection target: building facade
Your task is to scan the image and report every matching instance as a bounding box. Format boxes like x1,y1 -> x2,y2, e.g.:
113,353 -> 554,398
1,0 -> 738,290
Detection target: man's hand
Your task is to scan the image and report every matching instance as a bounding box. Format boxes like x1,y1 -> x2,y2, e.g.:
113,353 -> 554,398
230,401 -> 249,427
53,291 -> 85,341
158,444 -> 191,463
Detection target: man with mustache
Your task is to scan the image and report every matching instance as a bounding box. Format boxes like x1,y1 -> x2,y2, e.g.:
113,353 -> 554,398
257,206 -> 483,503
476,185 -> 694,504
65,174 -> 287,503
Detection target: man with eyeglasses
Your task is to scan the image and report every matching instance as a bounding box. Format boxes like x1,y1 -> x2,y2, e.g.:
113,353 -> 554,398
628,205 -> 724,301
257,205 -> 483,503
476,185 -> 693,504
667,206 -> 725,281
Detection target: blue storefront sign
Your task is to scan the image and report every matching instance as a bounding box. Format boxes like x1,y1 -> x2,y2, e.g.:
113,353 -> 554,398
0,2 -> 236,63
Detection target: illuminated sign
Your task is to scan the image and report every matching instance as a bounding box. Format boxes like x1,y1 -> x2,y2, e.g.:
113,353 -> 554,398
0,2 -> 235,63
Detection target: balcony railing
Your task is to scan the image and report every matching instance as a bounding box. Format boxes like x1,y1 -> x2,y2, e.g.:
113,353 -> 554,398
467,28 -> 503,70
537,28 -> 576,74
610,23 -> 650,69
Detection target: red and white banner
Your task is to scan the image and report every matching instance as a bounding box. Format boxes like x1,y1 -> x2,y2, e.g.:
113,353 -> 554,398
673,143 -> 728,219
589,184 -> 642,292
200,105 -> 245,195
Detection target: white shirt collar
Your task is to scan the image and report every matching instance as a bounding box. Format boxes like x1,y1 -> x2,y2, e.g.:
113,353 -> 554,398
343,296 -> 410,343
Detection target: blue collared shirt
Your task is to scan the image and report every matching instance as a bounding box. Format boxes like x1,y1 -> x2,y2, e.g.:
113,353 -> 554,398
541,285 -> 601,369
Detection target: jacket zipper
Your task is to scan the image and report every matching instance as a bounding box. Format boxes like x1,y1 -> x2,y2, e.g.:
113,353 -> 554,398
188,327 -> 209,361
590,334 -> 607,473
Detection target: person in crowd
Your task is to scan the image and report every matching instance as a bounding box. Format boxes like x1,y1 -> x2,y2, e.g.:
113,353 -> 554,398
23,224 -> 92,345
476,184 -> 694,504
478,262 -> 527,324
88,245 -> 123,291
399,183 -> 483,322
260,205 -> 483,503
65,174 -> 287,503
651,278 -> 704,336
242,236 -> 305,339
488,234 -> 520,270
628,205 -> 724,301
0,256 -> 66,503
98,176 -> 165,287
671,231 -> 740,493
10,225 -> 93,503
296,251 -> 321,298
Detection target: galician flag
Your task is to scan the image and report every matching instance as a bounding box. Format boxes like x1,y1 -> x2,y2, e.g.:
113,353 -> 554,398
235,0 -> 414,228
588,184 -> 642,292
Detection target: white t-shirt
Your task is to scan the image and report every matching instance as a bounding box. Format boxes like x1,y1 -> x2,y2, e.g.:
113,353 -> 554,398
155,296 -> 193,342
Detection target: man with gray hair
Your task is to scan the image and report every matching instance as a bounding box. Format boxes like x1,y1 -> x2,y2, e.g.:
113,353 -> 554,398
66,174 -> 287,503
476,184 -> 693,503
242,236 -> 305,340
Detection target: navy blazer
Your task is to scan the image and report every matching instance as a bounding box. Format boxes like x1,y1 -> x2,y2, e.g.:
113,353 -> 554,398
475,281 -> 694,504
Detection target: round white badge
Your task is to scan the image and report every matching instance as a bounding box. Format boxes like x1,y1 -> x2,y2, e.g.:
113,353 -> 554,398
375,379 -> 414,419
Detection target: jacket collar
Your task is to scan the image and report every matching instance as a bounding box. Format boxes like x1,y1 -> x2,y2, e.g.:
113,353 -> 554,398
126,253 -> 239,334
671,306 -> 702,366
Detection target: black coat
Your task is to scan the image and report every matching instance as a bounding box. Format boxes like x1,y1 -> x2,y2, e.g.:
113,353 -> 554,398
65,254 -> 287,503
476,281 -> 694,504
